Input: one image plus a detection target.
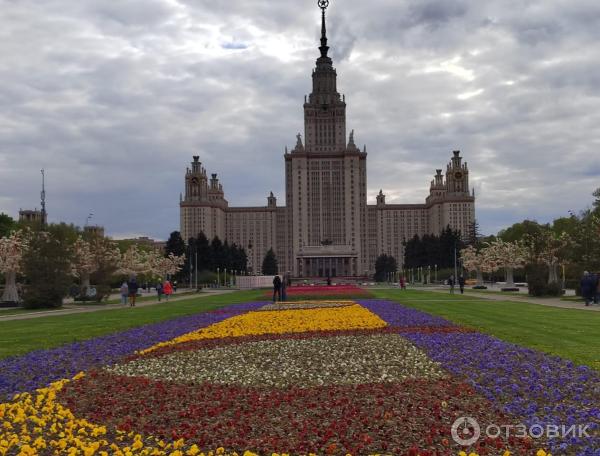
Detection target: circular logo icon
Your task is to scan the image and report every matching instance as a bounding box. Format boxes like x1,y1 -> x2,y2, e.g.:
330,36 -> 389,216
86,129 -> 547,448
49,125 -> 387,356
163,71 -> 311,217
451,416 -> 481,446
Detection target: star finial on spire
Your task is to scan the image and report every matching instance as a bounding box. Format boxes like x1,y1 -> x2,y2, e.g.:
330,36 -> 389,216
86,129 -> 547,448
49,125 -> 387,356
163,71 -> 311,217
318,0 -> 330,58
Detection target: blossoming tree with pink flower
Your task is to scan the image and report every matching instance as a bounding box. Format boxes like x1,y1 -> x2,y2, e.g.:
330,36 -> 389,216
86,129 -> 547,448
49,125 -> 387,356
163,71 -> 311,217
481,239 -> 527,287
0,230 -> 29,303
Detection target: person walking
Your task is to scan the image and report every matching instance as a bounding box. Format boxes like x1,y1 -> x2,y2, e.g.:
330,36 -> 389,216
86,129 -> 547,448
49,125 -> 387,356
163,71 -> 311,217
120,281 -> 129,306
156,282 -> 164,302
458,275 -> 466,294
448,275 -> 455,294
595,272 -> 600,305
399,276 -> 406,290
163,280 -> 173,302
580,271 -> 594,306
273,275 -> 282,302
127,276 -> 139,307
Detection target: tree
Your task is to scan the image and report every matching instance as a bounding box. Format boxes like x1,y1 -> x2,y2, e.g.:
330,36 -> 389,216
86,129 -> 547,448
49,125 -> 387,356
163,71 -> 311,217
151,251 -> 186,280
210,236 -> 225,271
374,254 -> 397,282
466,219 -> 481,247
0,229 -> 29,302
497,220 -> 545,243
195,232 -> 211,271
22,231 -> 73,309
593,187 -> 600,213
523,230 -> 571,285
165,231 -> 186,257
72,237 -> 97,291
118,244 -> 151,278
460,245 -> 491,286
481,239 -> 527,287
262,248 -> 278,275
0,213 -> 16,238
88,236 -> 121,300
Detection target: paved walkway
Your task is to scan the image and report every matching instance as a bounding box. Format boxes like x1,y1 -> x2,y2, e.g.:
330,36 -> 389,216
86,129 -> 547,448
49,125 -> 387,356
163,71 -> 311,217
0,289 -> 235,322
423,286 -> 600,311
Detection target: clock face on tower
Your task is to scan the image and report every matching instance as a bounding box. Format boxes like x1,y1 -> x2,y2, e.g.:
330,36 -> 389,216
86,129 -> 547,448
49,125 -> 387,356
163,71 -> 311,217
454,171 -> 463,180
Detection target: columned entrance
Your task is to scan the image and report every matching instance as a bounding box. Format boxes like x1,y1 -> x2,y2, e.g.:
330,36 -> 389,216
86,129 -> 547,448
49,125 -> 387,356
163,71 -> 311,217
297,256 -> 357,277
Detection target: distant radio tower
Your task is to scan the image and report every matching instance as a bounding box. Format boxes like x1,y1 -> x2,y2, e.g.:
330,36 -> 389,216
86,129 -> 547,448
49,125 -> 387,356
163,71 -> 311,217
40,169 -> 47,228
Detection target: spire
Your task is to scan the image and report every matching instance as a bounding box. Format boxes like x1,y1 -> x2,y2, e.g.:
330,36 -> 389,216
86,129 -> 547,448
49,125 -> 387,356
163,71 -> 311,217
318,0 -> 330,59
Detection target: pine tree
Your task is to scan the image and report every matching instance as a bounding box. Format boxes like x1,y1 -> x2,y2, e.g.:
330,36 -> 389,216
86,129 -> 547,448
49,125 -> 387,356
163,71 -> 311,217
262,248 -> 278,275
374,254 -> 397,282
165,231 -> 186,257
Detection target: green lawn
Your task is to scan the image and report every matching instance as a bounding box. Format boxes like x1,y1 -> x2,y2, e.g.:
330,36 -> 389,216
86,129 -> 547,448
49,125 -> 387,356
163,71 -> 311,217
0,290 -> 263,359
372,288 -> 600,369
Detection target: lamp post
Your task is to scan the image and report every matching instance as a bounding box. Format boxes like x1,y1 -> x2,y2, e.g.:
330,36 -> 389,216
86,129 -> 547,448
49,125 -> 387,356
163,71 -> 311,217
435,264 -> 438,283
454,240 -> 458,284
217,267 -> 220,287
427,265 -> 431,285
224,268 -> 227,287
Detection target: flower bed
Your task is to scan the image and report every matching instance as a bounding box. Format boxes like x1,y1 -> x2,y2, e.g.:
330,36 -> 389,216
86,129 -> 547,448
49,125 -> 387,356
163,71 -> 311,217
0,301 -> 263,402
1,298 -> 595,455
266,284 -> 374,301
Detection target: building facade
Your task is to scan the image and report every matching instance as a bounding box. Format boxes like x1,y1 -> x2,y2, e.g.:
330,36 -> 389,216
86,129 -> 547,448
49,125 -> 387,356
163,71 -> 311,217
180,5 -> 475,277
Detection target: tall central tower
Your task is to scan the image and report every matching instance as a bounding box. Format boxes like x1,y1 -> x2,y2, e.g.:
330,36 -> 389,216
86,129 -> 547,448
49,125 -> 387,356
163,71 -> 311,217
284,0 -> 368,277
303,1 -> 347,153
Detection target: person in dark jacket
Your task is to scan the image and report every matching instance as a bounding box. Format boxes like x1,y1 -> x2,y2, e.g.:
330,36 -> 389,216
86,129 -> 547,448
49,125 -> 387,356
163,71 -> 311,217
127,277 -> 139,307
580,272 -> 595,306
593,273 -> 600,304
156,282 -> 164,302
273,275 -> 282,302
458,275 -> 466,294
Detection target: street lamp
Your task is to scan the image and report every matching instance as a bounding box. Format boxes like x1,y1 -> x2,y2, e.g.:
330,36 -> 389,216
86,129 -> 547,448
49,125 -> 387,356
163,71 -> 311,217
435,264 -> 438,283
217,267 -> 220,287
224,268 -> 227,287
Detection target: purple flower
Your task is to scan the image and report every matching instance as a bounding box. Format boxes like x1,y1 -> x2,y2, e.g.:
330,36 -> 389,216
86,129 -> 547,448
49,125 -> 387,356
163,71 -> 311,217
404,332 -> 600,455
358,299 -> 454,327
0,301 -> 263,401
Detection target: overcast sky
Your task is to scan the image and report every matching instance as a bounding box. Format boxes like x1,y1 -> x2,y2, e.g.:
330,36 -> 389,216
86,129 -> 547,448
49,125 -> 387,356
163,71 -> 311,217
1,0 -> 599,239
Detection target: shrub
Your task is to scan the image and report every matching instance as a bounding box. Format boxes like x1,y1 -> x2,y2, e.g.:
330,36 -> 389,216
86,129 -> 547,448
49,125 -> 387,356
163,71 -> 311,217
546,281 -> 564,296
527,264 -> 549,297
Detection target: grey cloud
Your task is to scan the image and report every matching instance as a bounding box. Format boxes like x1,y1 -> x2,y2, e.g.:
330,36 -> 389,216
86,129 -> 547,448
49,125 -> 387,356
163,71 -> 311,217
1,0 -> 599,238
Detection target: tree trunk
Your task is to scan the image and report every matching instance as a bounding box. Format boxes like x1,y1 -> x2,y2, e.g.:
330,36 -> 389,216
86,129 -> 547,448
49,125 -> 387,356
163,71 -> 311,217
82,273 -> 91,289
1,270 -> 20,303
548,264 -> 559,284
505,267 -> 515,287
475,267 -> 483,286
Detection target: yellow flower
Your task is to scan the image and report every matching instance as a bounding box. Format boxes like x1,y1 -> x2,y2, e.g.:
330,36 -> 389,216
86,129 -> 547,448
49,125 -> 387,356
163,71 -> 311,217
141,304 -> 387,353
